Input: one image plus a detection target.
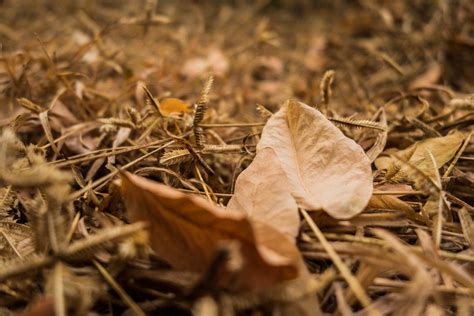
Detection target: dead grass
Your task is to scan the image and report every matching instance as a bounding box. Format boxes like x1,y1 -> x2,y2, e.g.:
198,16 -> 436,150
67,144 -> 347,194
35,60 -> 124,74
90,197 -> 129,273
0,0 -> 473,315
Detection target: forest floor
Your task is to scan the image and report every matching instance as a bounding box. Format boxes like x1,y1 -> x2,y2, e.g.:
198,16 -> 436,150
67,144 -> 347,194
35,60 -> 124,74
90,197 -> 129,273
0,1 -> 473,315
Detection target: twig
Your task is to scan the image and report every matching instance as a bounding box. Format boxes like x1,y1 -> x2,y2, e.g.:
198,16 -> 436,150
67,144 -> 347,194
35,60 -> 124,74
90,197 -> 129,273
300,209 -> 376,313
93,260 -> 145,316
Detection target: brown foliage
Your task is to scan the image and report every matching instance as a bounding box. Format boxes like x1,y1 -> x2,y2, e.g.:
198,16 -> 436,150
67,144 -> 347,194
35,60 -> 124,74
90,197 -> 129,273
121,172 -> 304,291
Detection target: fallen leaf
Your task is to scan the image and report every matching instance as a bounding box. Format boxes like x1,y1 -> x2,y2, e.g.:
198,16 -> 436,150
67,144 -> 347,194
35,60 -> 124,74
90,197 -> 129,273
375,183 -> 414,193
49,100 -> 79,127
206,49 -> 229,76
409,63 -> 441,90
375,131 -> 465,182
181,48 -> 228,78
305,35 -> 327,71
367,195 -> 424,222
120,172 -> 303,290
227,148 -> 299,240
367,195 -> 413,212
231,100 -> 373,220
15,297 -> 54,316
181,57 -> 208,78
159,98 -> 192,116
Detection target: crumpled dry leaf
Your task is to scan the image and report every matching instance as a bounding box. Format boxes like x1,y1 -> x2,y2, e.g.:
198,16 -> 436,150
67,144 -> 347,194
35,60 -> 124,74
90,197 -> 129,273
227,148 -> 299,240
230,100 -> 372,221
15,297 -> 54,316
120,172 -> 304,290
367,195 -> 424,223
375,131 -> 465,182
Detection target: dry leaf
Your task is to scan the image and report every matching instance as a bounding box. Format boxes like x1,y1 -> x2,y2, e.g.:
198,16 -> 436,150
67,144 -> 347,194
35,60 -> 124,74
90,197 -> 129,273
304,35 -> 327,71
120,172 -> 303,290
409,63 -> 441,90
227,148 -> 299,240
15,297 -> 55,316
375,132 -> 465,182
231,100 -> 372,220
367,195 -> 424,222
367,195 -> 413,212
159,98 -> 192,116
375,183 -> 414,193
181,48 -> 228,78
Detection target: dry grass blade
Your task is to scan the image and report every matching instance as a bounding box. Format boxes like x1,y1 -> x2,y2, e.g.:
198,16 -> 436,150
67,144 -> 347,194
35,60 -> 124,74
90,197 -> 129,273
62,222 -> 147,260
366,108 -> 388,161
0,254 -> 53,281
443,131 -> 472,177
142,85 -> 162,116
160,148 -> 192,166
328,116 -> 387,131
51,262 -> 66,316
97,118 -> 136,129
17,98 -> 43,113
300,209 -> 375,313
93,260 -> 146,316
256,103 -> 273,119
319,69 -> 335,113
373,229 -> 474,289
38,111 -> 60,157
193,75 -> 214,149
458,207 -> 474,248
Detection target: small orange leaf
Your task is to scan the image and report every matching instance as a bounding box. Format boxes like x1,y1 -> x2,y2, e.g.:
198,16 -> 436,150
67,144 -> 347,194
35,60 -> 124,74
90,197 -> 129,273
120,172 -> 304,290
159,98 -> 192,116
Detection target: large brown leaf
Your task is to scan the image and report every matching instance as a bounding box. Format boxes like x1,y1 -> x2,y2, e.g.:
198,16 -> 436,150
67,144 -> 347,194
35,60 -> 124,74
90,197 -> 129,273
120,172 -> 303,290
229,100 -> 373,221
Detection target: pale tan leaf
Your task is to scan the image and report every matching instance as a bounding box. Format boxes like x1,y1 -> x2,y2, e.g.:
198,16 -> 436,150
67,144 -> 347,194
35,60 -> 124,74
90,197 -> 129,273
39,111 -> 60,157
375,132 -> 465,183
227,148 -> 299,240
120,172 -> 303,290
244,100 -> 372,219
